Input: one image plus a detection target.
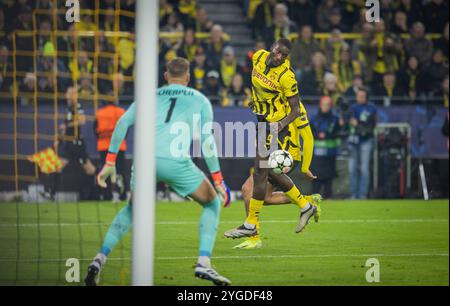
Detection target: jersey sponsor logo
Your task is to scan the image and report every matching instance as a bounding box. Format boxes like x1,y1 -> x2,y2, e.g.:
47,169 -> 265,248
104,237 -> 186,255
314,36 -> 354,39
157,89 -> 195,96
252,69 -> 278,91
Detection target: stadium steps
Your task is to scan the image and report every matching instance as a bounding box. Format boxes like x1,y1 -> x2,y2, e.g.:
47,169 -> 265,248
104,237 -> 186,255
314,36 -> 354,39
198,0 -> 255,64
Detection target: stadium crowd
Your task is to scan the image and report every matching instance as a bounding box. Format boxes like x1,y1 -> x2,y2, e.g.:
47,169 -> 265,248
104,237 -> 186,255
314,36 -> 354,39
0,0 -> 448,108
0,0 -> 448,199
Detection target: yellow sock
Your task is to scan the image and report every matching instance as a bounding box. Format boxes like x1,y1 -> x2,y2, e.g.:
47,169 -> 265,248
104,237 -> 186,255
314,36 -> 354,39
285,185 -> 309,209
251,221 -> 261,240
304,195 -> 312,204
246,198 -> 264,225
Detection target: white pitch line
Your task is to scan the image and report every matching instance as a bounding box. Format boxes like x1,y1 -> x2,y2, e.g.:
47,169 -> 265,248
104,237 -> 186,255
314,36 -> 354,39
0,219 -> 448,228
0,253 -> 447,263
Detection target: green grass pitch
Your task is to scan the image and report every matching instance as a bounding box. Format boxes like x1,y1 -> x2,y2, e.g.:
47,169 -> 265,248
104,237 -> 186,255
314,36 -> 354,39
0,199 -> 448,286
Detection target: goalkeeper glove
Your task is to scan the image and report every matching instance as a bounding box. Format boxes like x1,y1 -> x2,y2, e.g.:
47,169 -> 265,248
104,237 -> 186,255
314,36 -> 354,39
97,152 -> 117,188
212,171 -> 231,208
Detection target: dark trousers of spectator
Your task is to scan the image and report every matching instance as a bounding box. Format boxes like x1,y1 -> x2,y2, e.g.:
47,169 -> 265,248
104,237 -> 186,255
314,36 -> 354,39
98,150 -> 126,200
312,179 -> 333,199
311,156 -> 337,199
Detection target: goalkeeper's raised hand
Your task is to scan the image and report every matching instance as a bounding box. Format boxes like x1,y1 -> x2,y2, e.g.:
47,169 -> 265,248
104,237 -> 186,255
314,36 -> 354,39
212,171 -> 231,208
97,153 -> 117,188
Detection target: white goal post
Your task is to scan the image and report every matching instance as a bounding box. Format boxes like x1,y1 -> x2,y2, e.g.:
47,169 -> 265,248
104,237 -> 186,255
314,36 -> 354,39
132,0 -> 159,286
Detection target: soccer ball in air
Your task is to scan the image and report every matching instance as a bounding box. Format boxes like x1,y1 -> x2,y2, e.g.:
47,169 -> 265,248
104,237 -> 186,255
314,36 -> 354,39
268,150 -> 293,174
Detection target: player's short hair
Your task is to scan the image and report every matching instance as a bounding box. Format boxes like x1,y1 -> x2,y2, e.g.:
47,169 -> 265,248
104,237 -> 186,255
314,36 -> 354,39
166,57 -> 190,78
276,38 -> 292,52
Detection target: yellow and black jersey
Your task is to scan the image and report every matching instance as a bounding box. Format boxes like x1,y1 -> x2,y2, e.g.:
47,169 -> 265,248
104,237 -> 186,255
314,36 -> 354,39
251,49 -> 299,122
281,101 -> 310,162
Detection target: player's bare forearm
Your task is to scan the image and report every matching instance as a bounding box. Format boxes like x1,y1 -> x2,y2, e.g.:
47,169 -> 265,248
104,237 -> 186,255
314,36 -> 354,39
278,95 -> 300,131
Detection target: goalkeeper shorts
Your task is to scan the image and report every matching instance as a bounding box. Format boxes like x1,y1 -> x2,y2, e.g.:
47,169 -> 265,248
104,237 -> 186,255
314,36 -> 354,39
130,157 -> 206,198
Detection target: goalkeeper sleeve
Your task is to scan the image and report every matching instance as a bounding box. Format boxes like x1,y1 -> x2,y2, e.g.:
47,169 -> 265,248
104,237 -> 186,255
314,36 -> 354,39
200,98 -> 220,174
107,102 -> 136,156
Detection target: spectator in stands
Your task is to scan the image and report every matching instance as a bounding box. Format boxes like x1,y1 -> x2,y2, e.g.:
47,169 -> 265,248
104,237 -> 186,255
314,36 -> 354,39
12,5 -> 34,71
13,4 -> 32,31
205,24 -> 229,70
310,96 -> 341,199
117,34 -> 135,77
100,8 -> 116,32
397,56 -> 425,102
423,0 -> 449,33
391,11 -> 409,35
424,49 -> 449,94
405,22 -> 434,66
78,73 -> 96,104
190,46 -> 211,91
37,19 -> 53,52
344,76 -> 364,103
373,72 -> 405,105
109,72 -> 133,101
430,76 -> 449,107
120,0 -> 136,31
94,100 -> 128,201
331,46 -> 362,94
37,44 -> 70,93
221,73 -> 251,107
0,45 -> 12,93
397,0 -> 423,26
379,0 -> 395,26
352,8 -> 369,33
351,23 -> 374,81
58,87 -> 96,189
159,0 -> 175,28
264,3 -> 297,47
57,24 -> 77,67
364,19 -> 402,86
244,39 -> 266,74
75,13 -> 98,32
177,0 -> 197,28
69,50 -> 94,84
324,29 -> 348,65
291,25 -> 321,74
327,8 -> 350,33
300,51 -> 329,97
316,0 -> 341,32
323,72 -> 347,112
287,0 -> 316,29
242,39 -> 265,87
348,87 -> 377,200
220,46 -> 243,89
340,0 -> 359,29
434,22 -> 449,62
253,0 -> 277,40
176,28 -> 199,62
161,11 -> 184,33
19,72 -> 36,105
195,7 -> 213,33
202,70 -> 223,105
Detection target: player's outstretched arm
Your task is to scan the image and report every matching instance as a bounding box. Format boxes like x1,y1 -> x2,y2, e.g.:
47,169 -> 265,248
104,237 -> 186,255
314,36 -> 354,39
299,124 -> 317,181
97,102 -> 136,188
200,98 -> 231,207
